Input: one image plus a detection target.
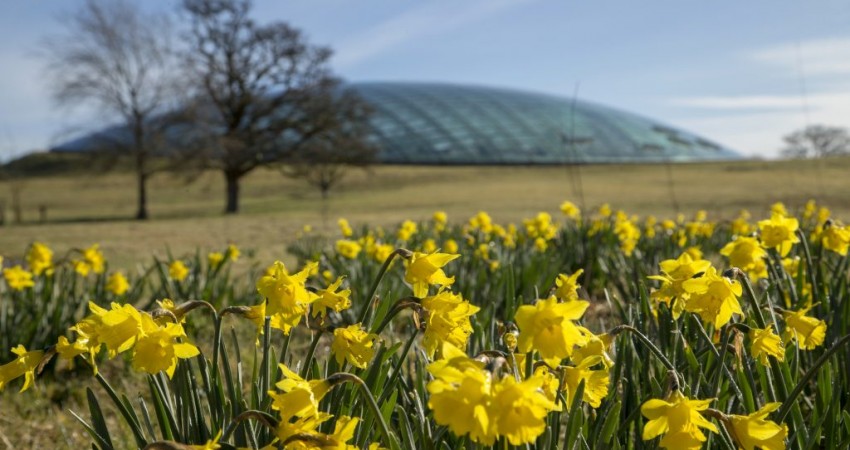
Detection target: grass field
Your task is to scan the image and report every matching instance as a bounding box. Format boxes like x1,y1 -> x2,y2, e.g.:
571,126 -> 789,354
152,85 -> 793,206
2,157 -> 850,267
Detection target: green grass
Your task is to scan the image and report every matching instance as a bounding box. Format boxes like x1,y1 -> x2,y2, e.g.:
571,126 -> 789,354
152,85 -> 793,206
2,158 -> 850,268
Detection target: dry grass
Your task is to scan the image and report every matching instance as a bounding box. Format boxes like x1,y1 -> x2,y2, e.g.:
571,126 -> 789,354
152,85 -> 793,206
2,159 -> 850,268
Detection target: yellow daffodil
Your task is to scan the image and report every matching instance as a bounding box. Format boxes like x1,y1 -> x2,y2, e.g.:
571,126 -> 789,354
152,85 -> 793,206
732,210 -> 753,236
427,357 -> 493,444
514,295 -> 588,366
82,302 -> 143,358
468,211 -> 494,234
226,244 -> 240,261
758,213 -> 799,257
208,251 -> 225,269
0,345 -> 44,392
269,364 -> 331,420
312,277 -> 351,318
338,218 -> 353,237
749,325 -> 785,366
821,222 -> 850,256
614,215 -> 641,256
648,252 -> 712,318
74,244 -> 105,276
26,241 -> 54,276
554,269 -> 583,302
3,266 -> 34,291
489,375 -> 556,446
169,260 -> 189,282
372,243 -> 394,264
421,290 -> 480,357
106,272 -> 130,295
560,200 -> 580,220
782,306 -> 826,350
433,211 -> 448,231
257,261 -> 318,334
720,236 -> 768,280
422,238 -> 438,254
404,251 -> 459,298
641,391 -> 718,448
561,356 -> 610,408
335,239 -> 362,259
728,403 -> 788,450
131,314 -> 200,378
397,220 -> 418,241
331,324 -> 378,369
681,267 -> 743,328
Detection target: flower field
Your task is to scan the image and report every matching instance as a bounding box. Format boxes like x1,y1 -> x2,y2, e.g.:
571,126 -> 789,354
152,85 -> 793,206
2,199 -> 850,449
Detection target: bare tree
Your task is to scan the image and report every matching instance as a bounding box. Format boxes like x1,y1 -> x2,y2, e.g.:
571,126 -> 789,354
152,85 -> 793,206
282,98 -> 378,199
781,125 -> 850,159
41,0 -> 181,220
181,0 -> 373,214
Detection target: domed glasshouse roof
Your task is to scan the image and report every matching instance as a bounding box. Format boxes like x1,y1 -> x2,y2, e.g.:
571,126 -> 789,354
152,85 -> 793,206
52,82 -> 740,164
349,82 -> 740,164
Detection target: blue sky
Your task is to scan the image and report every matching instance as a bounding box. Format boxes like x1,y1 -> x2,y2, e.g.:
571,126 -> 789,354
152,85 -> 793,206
2,0 -> 850,159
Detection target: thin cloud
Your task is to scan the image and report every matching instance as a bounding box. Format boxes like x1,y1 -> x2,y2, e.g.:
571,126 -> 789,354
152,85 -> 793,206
333,0 -> 536,68
750,36 -> 850,77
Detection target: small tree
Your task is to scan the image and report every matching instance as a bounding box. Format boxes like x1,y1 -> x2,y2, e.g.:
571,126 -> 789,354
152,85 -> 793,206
282,98 -> 378,199
181,0 -> 369,214
781,125 -> 850,159
41,0 -> 181,220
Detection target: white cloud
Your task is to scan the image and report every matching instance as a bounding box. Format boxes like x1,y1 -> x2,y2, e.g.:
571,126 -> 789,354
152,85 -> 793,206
751,37 -> 850,76
334,0 -> 536,68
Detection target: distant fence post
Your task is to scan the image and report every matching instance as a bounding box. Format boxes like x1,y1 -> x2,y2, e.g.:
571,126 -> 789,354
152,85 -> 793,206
39,205 -> 47,223
0,199 -> 5,226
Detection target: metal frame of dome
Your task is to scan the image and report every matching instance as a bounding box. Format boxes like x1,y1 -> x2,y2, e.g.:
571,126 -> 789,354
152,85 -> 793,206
349,82 -> 740,164
52,81 -> 741,164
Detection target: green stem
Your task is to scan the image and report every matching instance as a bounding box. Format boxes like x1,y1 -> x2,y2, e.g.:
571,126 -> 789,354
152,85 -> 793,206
359,249 -> 410,325
328,373 -> 399,450
796,228 -> 821,307
93,369 -> 147,448
377,330 -> 419,406
610,325 -> 678,376
300,328 -> 324,379
370,297 -> 420,335
220,410 -> 279,442
777,333 -> 850,421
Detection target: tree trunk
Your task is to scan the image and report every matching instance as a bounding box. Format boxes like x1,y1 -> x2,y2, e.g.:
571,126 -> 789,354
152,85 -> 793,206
225,171 -> 240,214
136,171 -> 148,220
133,115 -> 149,220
